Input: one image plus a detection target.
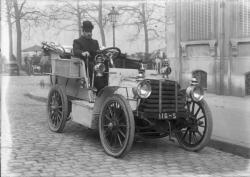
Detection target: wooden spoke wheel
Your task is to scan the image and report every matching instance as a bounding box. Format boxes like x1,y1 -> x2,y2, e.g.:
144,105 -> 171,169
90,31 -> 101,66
99,94 -> 135,158
47,85 -> 68,132
175,100 -> 213,151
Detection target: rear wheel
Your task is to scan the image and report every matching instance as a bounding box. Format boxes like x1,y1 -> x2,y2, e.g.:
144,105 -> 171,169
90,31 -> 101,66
47,85 -> 68,132
99,94 -> 135,158
175,99 -> 213,151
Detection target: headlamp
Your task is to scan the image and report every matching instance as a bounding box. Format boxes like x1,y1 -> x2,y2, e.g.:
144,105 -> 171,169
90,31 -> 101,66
137,63 -> 146,79
133,80 -> 152,98
186,85 -> 204,102
94,63 -> 106,77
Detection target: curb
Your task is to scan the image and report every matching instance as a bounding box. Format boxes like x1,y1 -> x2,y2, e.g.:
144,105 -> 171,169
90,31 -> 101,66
24,93 -> 47,103
209,140 -> 250,159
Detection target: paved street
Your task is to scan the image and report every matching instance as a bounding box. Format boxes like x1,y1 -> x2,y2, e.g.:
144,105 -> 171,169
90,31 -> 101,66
1,76 -> 250,177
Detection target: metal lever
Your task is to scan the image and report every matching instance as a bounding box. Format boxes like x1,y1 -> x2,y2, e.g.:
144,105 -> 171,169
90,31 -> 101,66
167,120 -> 175,143
83,56 -> 93,102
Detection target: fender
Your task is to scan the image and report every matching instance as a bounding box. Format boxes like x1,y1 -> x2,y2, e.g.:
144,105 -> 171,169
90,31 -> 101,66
93,86 -> 138,115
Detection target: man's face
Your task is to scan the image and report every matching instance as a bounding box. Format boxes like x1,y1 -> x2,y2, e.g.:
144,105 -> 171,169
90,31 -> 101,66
83,31 -> 92,39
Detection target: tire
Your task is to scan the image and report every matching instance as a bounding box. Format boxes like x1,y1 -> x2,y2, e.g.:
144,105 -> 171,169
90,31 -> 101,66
47,85 -> 68,132
175,99 -> 213,152
99,94 -> 135,158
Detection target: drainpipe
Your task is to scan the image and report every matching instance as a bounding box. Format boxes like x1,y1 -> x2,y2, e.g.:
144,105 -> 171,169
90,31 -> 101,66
178,0 -> 182,86
175,0 -> 182,85
220,0 -> 225,95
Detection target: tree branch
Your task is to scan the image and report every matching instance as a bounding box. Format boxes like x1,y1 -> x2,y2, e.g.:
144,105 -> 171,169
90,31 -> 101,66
18,0 -> 27,16
86,11 -> 98,23
20,11 -> 42,18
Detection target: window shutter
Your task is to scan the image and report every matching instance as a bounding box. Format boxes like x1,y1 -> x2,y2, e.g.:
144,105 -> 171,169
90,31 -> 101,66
246,72 -> 250,95
239,0 -> 250,37
187,0 -> 213,40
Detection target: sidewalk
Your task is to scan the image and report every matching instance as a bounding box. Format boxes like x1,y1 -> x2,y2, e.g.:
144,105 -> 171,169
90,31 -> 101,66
205,93 -> 250,158
205,93 -> 250,148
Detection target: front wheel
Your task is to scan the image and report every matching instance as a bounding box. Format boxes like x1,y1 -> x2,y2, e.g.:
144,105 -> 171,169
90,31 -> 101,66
47,85 -> 68,132
175,99 -> 213,152
99,94 -> 135,158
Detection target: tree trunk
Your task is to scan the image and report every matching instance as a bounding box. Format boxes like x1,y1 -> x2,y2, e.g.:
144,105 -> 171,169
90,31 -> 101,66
8,22 -> 13,60
77,13 -> 81,37
6,0 -> 13,60
98,0 -> 106,46
77,0 -> 81,37
164,0 -> 168,52
142,3 -> 149,61
16,20 -> 22,67
13,0 -> 22,67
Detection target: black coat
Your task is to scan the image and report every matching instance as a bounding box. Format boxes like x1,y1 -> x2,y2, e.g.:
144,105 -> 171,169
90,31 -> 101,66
73,36 -> 100,62
73,36 -> 107,91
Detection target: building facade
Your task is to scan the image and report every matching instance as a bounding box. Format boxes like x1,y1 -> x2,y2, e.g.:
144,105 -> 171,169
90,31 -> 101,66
166,0 -> 250,97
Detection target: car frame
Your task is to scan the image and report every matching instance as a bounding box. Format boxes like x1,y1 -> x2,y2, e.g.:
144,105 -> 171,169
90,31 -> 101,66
42,41 -> 213,158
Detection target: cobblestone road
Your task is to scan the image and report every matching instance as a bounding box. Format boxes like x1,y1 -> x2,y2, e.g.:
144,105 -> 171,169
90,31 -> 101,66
1,76 -> 250,177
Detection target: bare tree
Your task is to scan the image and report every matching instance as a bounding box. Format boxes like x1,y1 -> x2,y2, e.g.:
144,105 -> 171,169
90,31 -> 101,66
47,0 -> 108,46
6,0 -> 14,60
142,3 -> 149,60
119,2 -> 170,61
13,0 -> 23,66
45,0 -> 88,38
84,0 -> 110,46
98,0 -> 107,46
12,0 -> 44,66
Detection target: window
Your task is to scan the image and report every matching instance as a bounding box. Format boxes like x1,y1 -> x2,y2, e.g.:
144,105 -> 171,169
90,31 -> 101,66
186,0 -> 213,40
239,0 -> 250,37
192,70 -> 207,89
246,72 -> 250,95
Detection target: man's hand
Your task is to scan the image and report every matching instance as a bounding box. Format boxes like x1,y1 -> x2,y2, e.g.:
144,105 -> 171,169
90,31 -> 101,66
82,51 -> 90,57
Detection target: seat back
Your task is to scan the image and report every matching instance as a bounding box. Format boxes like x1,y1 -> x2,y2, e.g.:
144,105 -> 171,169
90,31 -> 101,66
51,55 -> 88,84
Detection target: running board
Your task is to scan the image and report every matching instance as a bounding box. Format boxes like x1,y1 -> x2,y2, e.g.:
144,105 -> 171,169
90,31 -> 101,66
71,100 -> 98,129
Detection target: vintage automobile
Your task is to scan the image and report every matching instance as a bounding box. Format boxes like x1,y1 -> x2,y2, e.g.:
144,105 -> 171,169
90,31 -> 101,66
42,41 -> 213,158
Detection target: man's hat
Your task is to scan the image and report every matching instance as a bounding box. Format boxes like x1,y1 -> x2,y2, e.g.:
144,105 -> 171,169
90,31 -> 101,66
82,21 -> 94,32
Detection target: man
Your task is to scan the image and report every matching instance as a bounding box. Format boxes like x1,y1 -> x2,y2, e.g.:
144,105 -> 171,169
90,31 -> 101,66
73,20 -> 99,60
73,20 -> 106,92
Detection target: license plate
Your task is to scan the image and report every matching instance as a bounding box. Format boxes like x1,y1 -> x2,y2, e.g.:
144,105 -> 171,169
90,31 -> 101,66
159,113 -> 176,120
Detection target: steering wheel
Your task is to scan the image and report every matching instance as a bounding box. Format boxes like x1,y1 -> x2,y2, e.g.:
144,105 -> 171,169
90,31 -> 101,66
98,47 -> 121,67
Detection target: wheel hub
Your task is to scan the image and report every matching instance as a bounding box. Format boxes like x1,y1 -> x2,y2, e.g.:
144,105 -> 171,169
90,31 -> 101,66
108,122 -> 113,129
51,105 -> 59,110
188,118 -> 204,131
197,120 -> 203,126
108,121 -> 119,129
187,116 -> 198,129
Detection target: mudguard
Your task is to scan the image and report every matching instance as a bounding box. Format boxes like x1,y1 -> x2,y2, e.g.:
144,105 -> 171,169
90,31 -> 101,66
93,86 -> 138,115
